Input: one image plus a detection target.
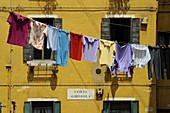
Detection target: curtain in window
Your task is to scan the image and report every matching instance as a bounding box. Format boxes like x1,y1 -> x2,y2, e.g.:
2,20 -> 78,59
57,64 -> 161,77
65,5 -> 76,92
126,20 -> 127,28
45,108 -> 52,113
33,108 -> 52,113
33,108 -> 41,113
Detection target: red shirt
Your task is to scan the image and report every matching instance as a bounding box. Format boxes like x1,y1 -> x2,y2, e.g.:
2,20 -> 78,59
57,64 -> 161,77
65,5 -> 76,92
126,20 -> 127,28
7,12 -> 30,47
69,32 -> 83,60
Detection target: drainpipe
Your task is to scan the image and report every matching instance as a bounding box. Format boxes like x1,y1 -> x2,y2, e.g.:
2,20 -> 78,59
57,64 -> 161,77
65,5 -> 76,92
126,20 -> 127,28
6,48 -> 13,113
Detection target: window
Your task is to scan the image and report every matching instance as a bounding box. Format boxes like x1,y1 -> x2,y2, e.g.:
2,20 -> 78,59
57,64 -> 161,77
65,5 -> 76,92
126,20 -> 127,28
23,17 -> 62,63
24,101 -> 61,113
156,32 -> 170,80
157,109 -> 170,113
157,32 -> 170,45
102,101 -> 139,113
101,18 -> 140,44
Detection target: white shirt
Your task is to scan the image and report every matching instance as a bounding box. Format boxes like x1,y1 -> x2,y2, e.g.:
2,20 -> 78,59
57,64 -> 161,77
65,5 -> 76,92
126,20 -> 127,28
131,44 -> 151,68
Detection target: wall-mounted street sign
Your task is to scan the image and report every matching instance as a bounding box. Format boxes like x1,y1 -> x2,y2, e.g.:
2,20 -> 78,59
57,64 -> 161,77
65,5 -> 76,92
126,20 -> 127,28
67,89 -> 95,100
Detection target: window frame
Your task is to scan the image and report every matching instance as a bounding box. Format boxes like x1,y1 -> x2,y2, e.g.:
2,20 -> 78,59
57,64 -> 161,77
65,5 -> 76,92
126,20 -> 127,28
23,14 -> 62,66
101,14 -> 140,44
102,100 -> 139,113
24,100 -> 61,113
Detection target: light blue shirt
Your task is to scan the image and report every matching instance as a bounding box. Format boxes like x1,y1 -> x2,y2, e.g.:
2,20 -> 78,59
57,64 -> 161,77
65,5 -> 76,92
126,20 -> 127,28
56,30 -> 70,66
47,26 -> 59,51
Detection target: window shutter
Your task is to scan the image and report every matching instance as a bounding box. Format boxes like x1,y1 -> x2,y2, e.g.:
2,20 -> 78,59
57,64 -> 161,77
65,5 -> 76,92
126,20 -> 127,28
51,18 -> 62,60
103,101 -> 110,113
130,18 -> 140,44
131,101 -> 139,113
53,18 -> 62,29
101,18 -> 111,40
53,101 -> 61,113
24,102 -> 32,113
23,41 -> 34,63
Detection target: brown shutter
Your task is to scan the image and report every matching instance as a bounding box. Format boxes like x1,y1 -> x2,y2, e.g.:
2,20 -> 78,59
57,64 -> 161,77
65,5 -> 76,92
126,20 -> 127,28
50,18 -> 63,60
130,18 -> 140,44
23,29 -> 34,63
53,18 -> 62,29
101,18 -> 111,40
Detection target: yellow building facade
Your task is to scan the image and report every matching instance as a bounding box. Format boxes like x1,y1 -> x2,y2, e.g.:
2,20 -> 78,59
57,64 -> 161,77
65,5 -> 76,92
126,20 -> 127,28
0,0 -> 159,113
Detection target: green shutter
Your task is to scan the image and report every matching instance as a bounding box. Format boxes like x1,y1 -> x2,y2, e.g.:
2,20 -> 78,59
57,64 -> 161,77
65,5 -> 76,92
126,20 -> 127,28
130,18 -> 140,44
24,102 -> 32,113
53,101 -> 61,113
131,101 -> 139,113
101,18 -> 111,40
103,101 -> 110,113
53,18 -> 62,29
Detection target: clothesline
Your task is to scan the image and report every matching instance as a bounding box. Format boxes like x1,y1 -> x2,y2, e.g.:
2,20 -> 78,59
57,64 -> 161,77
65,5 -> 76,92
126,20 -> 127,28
6,12 -> 170,80
5,11 -> 157,46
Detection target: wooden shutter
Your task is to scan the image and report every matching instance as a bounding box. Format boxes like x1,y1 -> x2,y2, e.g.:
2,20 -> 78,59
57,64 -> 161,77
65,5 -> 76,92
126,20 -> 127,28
23,41 -> 34,63
131,101 -> 139,113
24,102 -> 32,113
53,18 -> 62,29
103,101 -> 110,113
53,101 -> 61,113
130,18 -> 140,44
51,18 -> 62,60
101,18 -> 111,40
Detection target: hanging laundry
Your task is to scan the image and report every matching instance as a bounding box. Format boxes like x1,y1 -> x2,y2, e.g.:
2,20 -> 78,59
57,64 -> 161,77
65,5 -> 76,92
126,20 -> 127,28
160,46 -> 170,79
148,46 -> 161,80
47,25 -> 59,51
69,32 -> 83,61
82,36 -> 100,62
111,43 -> 133,78
56,29 -> 70,66
131,44 -> 151,68
29,19 -> 47,50
7,12 -> 30,47
99,39 -> 116,66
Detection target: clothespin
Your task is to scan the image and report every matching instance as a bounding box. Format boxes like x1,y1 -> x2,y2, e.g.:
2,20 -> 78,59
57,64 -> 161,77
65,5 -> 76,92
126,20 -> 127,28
9,7 -> 14,13
168,45 -> 170,48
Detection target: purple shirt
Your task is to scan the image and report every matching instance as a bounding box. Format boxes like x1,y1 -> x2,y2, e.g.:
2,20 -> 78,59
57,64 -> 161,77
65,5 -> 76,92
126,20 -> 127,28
7,12 -> 30,47
82,36 -> 100,62
111,43 -> 133,77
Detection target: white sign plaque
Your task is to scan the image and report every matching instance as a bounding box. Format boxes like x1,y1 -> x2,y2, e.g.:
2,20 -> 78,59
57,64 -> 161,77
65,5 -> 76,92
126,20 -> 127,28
67,89 -> 95,100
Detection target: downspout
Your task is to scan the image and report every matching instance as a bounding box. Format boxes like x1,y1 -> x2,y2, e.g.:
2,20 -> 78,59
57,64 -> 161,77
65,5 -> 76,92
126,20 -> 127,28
6,48 -> 13,113
9,1 -> 12,112
9,48 -> 13,113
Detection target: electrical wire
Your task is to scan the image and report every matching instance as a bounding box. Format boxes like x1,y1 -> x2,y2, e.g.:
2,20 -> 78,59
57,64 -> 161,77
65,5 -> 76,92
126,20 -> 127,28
0,83 -> 154,87
77,0 -> 100,36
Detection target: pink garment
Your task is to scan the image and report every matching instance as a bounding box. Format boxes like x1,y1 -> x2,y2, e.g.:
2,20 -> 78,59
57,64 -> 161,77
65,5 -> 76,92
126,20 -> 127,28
29,19 -> 47,50
7,12 -> 30,47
